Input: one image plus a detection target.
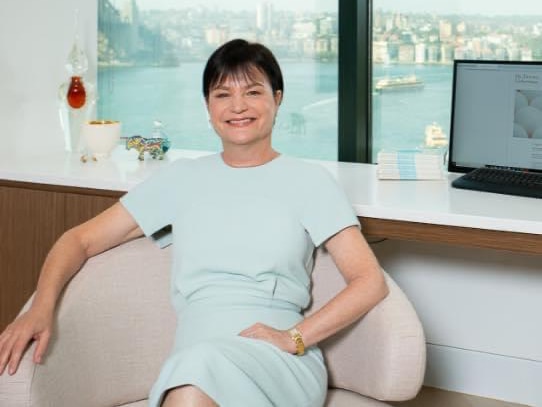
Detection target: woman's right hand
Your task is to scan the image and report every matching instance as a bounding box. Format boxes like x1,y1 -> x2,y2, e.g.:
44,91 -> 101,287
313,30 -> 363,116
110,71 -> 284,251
0,203 -> 141,378
0,307 -> 53,376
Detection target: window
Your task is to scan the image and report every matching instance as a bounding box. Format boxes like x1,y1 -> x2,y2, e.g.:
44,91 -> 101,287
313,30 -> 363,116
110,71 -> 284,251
371,1 -> 542,162
98,0 -> 339,160
99,1 -> 542,164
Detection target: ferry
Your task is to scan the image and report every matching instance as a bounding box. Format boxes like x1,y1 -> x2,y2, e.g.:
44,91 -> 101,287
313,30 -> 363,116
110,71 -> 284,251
424,122 -> 448,147
375,74 -> 424,92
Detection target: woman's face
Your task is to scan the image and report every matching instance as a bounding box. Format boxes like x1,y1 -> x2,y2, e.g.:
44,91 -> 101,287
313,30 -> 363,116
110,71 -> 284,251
206,68 -> 282,150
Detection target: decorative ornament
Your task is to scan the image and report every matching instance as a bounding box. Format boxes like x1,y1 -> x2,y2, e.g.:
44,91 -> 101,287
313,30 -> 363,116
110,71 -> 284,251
126,135 -> 171,161
125,120 -> 171,161
58,9 -> 95,152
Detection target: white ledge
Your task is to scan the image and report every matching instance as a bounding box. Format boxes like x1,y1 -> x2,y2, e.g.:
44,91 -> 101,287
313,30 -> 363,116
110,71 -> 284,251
1,147 -> 541,235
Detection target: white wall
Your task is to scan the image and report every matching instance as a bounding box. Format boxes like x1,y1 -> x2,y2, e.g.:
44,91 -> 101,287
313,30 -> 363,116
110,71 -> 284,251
372,240 -> 542,406
0,0 -> 96,156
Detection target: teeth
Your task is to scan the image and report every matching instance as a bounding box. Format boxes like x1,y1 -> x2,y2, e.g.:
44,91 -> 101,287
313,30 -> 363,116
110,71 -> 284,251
228,118 -> 252,125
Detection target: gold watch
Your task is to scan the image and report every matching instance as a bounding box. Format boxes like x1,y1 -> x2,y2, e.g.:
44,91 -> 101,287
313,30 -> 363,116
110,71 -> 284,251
288,327 -> 305,356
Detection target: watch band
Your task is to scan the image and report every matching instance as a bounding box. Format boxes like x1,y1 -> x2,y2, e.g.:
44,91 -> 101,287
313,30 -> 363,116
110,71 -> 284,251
288,327 -> 305,356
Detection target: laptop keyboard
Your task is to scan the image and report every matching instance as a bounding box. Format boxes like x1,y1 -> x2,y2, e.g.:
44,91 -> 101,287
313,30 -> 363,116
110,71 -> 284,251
452,167 -> 542,199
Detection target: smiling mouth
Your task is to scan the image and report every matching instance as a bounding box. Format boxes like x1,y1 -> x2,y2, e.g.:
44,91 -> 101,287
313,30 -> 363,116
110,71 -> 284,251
226,118 -> 255,126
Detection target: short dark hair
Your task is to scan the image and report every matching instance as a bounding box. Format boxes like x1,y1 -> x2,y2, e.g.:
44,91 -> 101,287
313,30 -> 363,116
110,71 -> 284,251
202,39 -> 284,100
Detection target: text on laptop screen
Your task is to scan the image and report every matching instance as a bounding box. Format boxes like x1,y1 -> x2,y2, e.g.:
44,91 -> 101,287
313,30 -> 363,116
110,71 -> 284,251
448,60 -> 542,173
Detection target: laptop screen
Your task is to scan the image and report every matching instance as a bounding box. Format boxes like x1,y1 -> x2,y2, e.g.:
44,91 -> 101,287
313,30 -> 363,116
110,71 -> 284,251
448,60 -> 542,173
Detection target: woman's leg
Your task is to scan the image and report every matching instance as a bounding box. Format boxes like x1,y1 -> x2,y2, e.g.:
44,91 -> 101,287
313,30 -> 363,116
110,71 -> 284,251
161,385 -> 218,407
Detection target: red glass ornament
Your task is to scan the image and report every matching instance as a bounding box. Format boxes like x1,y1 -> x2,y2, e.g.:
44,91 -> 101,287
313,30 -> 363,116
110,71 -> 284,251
66,76 -> 86,109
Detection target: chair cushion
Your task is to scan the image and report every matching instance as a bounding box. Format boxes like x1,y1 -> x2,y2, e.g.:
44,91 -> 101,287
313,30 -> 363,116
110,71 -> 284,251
116,389 -> 392,407
307,248 -> 426,401
325,389 -> 392,407
119,401 -> 147,407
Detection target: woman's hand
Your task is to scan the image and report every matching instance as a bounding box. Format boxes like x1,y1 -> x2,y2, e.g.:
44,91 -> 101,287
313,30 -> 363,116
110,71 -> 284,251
0,307 -> 53,376
239,323 -> 297,354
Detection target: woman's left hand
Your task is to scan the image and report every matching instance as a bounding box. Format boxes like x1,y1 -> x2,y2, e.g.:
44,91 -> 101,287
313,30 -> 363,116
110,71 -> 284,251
239,323 -> 297,354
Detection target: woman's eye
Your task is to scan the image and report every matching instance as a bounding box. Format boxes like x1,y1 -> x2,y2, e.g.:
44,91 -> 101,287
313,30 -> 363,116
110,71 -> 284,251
214,93 -> 229,98
247,90 -> 261,96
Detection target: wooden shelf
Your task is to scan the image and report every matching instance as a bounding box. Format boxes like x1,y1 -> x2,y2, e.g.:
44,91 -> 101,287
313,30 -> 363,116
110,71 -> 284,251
360,217 -> 542,255
0,182 -> 119,330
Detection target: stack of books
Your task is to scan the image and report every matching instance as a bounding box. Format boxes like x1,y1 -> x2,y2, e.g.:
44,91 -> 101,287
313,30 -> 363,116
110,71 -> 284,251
377,149 -> 446,180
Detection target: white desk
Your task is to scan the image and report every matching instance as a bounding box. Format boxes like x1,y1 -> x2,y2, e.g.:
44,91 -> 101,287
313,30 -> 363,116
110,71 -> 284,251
317,160 -> 541,255
1,147 -> 541,254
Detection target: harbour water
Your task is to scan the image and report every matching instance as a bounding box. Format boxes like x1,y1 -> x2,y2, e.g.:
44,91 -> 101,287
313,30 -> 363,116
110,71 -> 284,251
98,62 -> 453,161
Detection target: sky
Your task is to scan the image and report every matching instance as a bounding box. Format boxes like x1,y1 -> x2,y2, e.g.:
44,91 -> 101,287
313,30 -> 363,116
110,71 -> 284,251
134,0 -> 542,15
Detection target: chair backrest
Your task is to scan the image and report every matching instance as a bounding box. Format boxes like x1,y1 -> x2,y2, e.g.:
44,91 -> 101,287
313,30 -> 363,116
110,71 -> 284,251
306,248 -> 426,401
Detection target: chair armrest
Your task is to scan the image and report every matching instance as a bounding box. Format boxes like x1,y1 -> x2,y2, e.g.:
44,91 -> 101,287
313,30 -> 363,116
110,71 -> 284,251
0,337 -> 36,407
306,248 -> 426,402
0,238 -> 174,407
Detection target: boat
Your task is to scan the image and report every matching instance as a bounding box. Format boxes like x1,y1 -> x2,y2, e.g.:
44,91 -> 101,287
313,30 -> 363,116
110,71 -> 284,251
424,122 -> 448,147
375,74 -> 424,92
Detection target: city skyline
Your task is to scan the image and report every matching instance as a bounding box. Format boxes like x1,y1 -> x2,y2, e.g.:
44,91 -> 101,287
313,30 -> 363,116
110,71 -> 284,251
100,0 -> 542,67
376,0 -> 542,15
373,0 -> 542,15
133,0 -> 542,15
136,0 -> 335,12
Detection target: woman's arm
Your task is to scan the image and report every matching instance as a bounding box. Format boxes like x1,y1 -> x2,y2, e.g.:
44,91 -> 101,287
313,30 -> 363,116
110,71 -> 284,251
239,225 -> 389,353
293,225 -> 389,349
0,202 -> 143,375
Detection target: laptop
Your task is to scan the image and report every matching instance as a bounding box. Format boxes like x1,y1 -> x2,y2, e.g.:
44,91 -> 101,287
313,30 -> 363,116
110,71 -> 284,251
448,59 -> 542,199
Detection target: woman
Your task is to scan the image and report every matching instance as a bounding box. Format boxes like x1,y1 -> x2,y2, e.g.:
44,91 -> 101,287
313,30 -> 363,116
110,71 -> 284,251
0,39 -> 388,407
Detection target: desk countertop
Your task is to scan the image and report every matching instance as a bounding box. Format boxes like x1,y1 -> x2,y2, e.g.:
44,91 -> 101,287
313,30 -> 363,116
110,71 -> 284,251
1,147 -> 541,236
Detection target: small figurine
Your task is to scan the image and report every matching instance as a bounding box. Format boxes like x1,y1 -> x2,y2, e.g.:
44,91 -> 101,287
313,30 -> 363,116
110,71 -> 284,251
126,135 -> 170,161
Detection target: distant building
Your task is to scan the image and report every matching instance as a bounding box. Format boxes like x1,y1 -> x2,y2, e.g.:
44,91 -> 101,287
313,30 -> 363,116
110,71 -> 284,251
427,44 -> 440,63
98,0 -> 140,63
439,20 -> 452,42
205,25 -> 229,47
398,43 -> 415,63
303,39 -> 316,58
471,38 -> 483,58
373,9 -> 383,31
456,21 -> 467,35
454,46 -> 467,60
315,38 -> 329,54
415,43 -> 426,64
330,36 -> 338,55
521,48 -> 533,61
118,0 -> 138,24
373,41 -> 389,64
256,2 -> 273,33
318,16 -> 335,36
440,44 -> 454,63
507,46 -> 521,60
292,19 -> 316,39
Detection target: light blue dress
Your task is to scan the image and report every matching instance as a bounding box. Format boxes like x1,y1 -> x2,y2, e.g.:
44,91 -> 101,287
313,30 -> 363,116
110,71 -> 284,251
120,154 -> 359,407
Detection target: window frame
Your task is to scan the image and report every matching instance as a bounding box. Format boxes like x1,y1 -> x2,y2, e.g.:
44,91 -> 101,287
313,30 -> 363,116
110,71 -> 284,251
338,0 -> 372,163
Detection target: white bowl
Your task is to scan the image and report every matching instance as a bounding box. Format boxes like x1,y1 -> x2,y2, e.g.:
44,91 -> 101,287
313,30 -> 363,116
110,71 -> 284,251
81,120 -> 121,158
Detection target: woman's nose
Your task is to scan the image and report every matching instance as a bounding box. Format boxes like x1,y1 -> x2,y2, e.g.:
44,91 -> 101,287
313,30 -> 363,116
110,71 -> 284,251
230,94 -> 248,112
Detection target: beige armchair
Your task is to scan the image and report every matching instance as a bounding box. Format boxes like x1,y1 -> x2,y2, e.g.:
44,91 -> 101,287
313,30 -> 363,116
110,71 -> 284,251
0,238 -> 426,406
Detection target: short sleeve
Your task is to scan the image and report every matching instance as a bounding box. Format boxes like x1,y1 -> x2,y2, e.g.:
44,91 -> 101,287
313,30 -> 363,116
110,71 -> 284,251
300,165 -> 360,247
120,159 -> 187,248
